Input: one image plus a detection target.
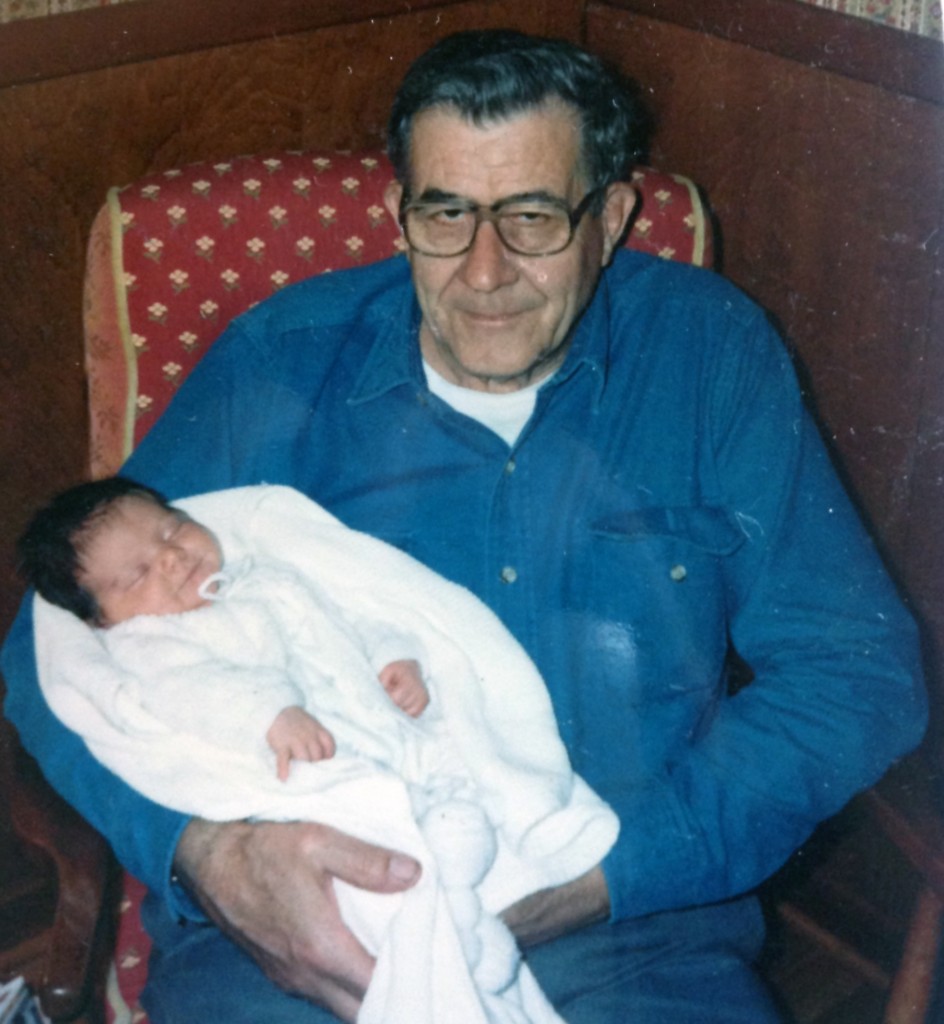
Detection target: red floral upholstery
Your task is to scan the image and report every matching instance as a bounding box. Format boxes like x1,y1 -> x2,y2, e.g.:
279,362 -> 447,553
84,151 -> 404,480
106,875 -> 150,1024
83,148 -> 714,1022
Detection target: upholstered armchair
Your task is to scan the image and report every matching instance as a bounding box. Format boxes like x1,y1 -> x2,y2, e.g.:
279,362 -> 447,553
6,148 -> 712,1024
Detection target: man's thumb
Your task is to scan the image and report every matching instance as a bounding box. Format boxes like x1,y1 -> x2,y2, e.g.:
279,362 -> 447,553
328,837 -> 421,894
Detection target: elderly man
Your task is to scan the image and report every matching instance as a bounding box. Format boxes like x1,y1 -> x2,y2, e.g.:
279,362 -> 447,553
3,29 -> 925,1024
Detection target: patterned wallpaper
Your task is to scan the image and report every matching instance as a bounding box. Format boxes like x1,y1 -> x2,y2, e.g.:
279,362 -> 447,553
0,0 -> 940,40
0,0 -> 134,19
799,0 -> 942,38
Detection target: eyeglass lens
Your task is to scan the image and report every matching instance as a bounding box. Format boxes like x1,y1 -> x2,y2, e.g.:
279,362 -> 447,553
404,200 -> 578,257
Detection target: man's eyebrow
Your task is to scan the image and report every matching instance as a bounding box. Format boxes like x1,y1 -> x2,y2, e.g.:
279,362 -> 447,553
412,188 -> 469,205
412,188 -> 565,207
495,190 -> 564,206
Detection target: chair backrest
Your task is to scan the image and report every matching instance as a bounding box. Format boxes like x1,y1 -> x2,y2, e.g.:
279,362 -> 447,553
83,148 -> 713,478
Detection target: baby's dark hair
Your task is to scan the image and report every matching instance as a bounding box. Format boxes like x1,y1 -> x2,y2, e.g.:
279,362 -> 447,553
17,476 -> 170,622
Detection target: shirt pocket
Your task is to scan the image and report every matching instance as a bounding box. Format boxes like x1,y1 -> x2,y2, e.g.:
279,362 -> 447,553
576,504 -> 746,708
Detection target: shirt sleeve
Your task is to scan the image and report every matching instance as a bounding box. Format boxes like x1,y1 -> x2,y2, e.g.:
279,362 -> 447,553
344,617 -> 429,677
601,303 -> 927,920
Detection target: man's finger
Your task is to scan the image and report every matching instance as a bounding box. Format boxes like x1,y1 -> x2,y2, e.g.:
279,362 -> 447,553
312,826 -> 421,894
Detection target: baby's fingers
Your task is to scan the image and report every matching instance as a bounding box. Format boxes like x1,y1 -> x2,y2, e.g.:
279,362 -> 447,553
276,746 -> 292,782
298,726 -> 335,763
317,729 -> 337,760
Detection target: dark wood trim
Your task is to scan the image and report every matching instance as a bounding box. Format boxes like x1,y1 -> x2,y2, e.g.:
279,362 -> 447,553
0,0 -> 470,89
4,0 -> 940,103
592,0 -> 944,106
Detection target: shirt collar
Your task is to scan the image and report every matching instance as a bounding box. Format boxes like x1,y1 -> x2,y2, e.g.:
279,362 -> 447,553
348,266 -> 424,405
542,265 -> 614,407
347,254 -> 618,406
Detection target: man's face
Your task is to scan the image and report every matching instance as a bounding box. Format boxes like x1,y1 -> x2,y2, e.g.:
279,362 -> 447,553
384,104 -> 636,392
78,496 -> 222,626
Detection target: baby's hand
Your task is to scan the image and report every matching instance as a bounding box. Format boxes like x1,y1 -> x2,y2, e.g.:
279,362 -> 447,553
378,659 -> 430,718
266,706 -> 336,781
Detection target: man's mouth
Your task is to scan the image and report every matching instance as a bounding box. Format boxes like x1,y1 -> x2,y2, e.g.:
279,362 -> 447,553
460,306 -> 531,325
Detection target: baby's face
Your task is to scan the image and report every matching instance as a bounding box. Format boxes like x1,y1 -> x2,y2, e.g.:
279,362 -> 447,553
79,496 -> 222,626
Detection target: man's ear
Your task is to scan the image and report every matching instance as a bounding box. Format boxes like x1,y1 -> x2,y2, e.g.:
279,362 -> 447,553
384,180 -> 404,226
600,182 -> 639,266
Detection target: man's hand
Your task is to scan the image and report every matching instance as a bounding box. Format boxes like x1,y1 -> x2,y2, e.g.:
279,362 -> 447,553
378,659 -> 430,717
174,819 -> 421,1022
501,865 -> 610,948
266,706 -> 336,780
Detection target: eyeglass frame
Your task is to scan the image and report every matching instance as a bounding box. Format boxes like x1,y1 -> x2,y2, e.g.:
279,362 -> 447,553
397,186 -> 606,258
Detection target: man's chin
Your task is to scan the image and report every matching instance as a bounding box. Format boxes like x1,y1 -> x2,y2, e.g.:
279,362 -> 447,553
449,361 -> 543,392
425,325 -> 563,390
457,347 -> 563,390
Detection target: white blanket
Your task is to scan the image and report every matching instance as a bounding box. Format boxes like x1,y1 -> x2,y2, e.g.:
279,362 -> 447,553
34,484 -> 619,1024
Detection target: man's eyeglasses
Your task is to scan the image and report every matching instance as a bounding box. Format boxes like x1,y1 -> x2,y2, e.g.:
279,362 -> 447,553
399,188 -> 603,258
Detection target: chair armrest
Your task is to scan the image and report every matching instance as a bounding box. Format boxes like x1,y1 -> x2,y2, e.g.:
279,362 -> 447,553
4,723 -> 112,1021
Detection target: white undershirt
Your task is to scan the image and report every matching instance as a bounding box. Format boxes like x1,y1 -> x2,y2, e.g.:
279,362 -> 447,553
423,360 -> 542,447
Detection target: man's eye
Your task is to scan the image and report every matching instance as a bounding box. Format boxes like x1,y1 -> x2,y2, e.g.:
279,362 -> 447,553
423,206 -> 471,225
502,207 -> 555,225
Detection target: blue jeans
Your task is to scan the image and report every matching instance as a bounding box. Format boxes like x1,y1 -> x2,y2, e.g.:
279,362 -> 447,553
141,893 -> 784,1023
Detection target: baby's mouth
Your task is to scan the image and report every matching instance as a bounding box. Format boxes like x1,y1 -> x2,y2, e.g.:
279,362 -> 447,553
181,557 -> 211,594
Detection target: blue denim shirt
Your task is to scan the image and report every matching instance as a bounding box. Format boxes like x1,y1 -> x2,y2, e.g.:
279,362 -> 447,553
3,249 -> 925,924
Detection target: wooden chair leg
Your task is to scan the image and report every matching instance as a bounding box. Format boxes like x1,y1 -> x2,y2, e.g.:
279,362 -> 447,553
775,900 -> 892,991
883,886 -> 944,1024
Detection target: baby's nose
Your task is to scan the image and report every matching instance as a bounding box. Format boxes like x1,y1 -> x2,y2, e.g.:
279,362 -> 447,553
160,544 -> 187,571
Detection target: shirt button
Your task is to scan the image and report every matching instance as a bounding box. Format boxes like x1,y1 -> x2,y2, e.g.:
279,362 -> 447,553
504,458 -> 516,475
669,564 -> 687,582
500,566 -> 518,584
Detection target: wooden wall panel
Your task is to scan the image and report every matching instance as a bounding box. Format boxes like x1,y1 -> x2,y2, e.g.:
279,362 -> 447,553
0,0 -> 581,646
0,0 -> 468,89
587,1 -> 944,725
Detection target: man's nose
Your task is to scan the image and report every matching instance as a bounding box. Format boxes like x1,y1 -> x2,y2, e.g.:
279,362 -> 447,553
457,220 -> 518,292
